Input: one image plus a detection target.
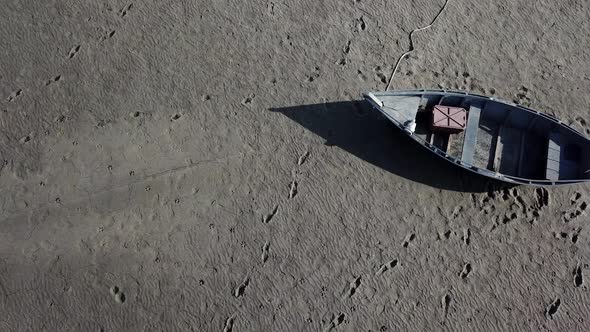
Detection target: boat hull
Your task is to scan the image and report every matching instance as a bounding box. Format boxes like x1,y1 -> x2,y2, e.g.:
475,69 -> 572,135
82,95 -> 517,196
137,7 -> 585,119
363,89 -> 590,186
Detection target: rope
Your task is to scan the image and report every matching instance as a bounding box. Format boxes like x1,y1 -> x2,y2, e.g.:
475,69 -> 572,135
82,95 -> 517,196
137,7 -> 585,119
385,0 -> 451,91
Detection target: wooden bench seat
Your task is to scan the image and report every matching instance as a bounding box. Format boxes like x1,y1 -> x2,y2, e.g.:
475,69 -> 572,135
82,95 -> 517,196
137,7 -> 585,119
546,132 -> 561,181
461,104 -> 482,165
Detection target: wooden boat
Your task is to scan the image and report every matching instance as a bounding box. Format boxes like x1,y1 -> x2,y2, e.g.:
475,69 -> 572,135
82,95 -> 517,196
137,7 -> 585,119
363,89 -> 590,185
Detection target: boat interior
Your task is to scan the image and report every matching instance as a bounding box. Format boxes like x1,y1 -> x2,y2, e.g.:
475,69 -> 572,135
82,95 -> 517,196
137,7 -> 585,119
367,91 -> 590,182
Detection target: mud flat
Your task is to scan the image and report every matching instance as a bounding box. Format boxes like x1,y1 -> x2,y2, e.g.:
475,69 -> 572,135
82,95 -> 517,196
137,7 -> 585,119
1,0 -> 590,330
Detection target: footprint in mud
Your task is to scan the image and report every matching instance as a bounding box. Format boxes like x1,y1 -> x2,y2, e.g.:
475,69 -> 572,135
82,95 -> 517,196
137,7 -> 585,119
289,181 -> 298,199
456,71 -> 481,91
483,185 -> 547,226
502,211 -> 519,224
233,277 -> 250,297
563,192 -> 587,222
336,40 -> 350,66
45,75 -> 62,86
343,40 -> 351,55
479,195 -> 496,215
376,259 -> 398,276
223,315 -> 236,332
342,277 -> 362,299
572,228 -> 582,244
535,187 -> 550,209
509,188 -> 542,224
459,263 -> 472,279
261,241 -> 270,263
68,45 -> 81,59
515,195 -> 527,211
500,188 -> 512,201
297,151 -> 310,166
513,86 -> 532,107
262,205 -> 278,223
402,233 -> 415,248
119,3 -> 133,17
440,230 -> 453,240
7,89 -> 22,102
571,192 -> 582,205
575,116 -> 590,135
355,16 -> 366,32
19,134 -> 32,144
511,187 -> 520,198
545,298 -> 561,320
373,66 -> 387,84
574,264 -> 583,287
266,2 -> 275,16
324,313 -> 346,332
99,30 -> 116,41
461,228 -> 471,246
357,70 -> 367,82
241,93 -> 255,105
576,200 -> 588,214
451,205 -> 464,219
441,293 -> 452,318
305,67 -> 320,83
110,286 -> 126,303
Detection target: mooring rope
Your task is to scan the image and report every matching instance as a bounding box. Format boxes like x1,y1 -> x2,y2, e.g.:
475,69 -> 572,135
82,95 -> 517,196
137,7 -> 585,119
385,0 -> 451,91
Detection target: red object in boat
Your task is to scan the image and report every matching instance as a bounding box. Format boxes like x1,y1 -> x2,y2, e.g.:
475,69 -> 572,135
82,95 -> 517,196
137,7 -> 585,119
431,105 -> 467,133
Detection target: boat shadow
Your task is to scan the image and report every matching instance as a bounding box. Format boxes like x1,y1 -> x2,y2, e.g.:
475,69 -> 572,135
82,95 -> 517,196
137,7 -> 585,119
270,100 -> 513,193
